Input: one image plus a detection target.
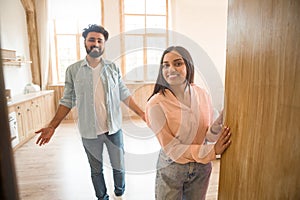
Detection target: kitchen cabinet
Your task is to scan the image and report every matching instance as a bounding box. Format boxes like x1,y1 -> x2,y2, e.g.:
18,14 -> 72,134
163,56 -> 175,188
42,92 -> 56,125
16,101 -> 30,141
8,90 -> 55,150
47,84 -> 77,120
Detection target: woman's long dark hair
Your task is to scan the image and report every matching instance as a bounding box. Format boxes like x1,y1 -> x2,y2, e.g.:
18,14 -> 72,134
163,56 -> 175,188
148,46 -> 195,101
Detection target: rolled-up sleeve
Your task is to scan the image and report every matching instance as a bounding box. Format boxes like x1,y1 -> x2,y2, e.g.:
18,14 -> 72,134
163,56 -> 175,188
59,67 -> 76,109
206,111 -> 223,142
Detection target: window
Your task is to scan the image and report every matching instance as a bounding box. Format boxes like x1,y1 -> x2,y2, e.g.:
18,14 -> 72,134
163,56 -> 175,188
50,0 -> 102,83
120,0 -> 169,82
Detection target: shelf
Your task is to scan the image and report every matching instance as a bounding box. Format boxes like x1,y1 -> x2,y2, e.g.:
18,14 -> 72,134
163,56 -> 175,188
2,59 -> 32,66
1,49 -> 31,66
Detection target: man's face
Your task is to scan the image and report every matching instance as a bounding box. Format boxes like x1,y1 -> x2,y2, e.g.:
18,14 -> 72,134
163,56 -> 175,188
85,32 -> 105,58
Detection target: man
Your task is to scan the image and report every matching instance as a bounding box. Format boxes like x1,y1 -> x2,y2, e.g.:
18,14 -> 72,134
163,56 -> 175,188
35,24 -> 145,200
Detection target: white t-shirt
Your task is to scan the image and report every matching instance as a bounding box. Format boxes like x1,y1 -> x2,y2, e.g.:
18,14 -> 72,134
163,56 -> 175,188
89,63 -> 108,135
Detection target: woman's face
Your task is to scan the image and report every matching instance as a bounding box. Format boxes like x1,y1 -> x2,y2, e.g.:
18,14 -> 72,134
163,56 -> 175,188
162,51 -> 187,86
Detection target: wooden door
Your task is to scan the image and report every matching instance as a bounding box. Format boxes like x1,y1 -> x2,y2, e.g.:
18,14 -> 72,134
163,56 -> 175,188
219,0 -> 300,199
0,46 -> 19,200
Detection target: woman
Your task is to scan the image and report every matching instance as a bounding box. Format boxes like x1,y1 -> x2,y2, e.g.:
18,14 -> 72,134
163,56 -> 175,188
146,46 -> 231,200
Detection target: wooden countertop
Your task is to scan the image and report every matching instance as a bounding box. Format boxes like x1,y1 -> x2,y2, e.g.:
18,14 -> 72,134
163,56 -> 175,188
7,90 -> 54,107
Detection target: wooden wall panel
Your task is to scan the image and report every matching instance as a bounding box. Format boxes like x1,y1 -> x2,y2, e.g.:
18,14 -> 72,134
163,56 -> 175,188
121,83 -> 154,119
219,0 -> 300,199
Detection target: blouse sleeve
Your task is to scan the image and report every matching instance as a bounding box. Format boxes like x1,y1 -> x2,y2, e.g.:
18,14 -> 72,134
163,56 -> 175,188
206,110 -> 224,142
146,101 -> 216,164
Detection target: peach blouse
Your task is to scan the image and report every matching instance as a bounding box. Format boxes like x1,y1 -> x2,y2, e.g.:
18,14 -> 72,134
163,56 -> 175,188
146,84 -> 218,164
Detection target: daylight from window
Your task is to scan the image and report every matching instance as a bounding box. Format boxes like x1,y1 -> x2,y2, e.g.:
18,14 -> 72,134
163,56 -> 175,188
121,0 -> 168,82
50,0 -> 101,83
50,0 -> 168,83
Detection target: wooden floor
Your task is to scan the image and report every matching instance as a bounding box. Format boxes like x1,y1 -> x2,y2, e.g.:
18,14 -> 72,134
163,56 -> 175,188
13,120 -> 220,200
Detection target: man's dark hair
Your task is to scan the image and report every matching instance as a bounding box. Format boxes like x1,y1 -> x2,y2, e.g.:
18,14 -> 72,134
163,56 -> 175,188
82,24 -> 109,41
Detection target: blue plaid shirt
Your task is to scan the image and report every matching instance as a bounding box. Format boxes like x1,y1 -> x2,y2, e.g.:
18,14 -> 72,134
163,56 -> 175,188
59,58 -> 131,139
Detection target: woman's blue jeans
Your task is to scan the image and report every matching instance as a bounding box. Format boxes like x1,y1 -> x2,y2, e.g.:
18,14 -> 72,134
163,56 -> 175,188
155,150 -> 212,200
83,130 -> 125,200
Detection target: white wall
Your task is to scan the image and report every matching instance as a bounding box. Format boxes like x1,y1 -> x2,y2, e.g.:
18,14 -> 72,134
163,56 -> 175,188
103,0 -> 121,37
0,0 -> 32,96
171,0 -> 228,110
102,0 -> 122,63
171,0 -> 228,82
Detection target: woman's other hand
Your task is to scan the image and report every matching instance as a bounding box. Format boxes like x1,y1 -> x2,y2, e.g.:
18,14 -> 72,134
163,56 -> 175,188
214,126 -> 232,155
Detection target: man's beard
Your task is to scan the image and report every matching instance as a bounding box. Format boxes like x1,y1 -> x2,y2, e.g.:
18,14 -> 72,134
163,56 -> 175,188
86,46 -> 104,58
